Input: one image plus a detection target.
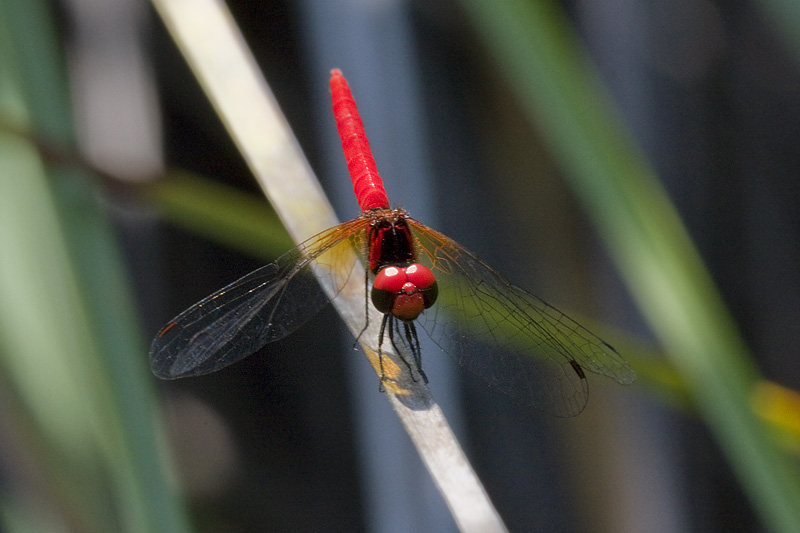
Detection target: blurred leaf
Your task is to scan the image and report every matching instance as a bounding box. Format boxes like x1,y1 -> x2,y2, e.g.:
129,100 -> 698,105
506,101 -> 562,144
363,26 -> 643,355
146,170 -> 294,260
457,0 -> 800,531
0,0 -> 188,531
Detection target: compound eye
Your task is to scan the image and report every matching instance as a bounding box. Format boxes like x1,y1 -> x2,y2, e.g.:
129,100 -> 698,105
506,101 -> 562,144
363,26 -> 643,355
405,264 -> 438,309
371,266 -> 403,314
405,264 -> 436,290
373,266 -> 404,293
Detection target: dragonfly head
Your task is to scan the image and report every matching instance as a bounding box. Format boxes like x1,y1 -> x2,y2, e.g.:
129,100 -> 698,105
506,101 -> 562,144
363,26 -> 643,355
371,264 -> 438,321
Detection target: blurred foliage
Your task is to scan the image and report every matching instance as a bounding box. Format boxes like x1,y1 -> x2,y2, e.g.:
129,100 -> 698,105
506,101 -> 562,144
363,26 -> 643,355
0,0 -> 187,531
145,171 -> 293,262
457,0 -> 800,531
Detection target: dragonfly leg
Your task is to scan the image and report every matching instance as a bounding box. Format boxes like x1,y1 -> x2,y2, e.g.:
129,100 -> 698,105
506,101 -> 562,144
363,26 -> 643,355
377,314 -> 389,392
403,321 -> 428,384
387,317 -> 420,383
377,314 -> 402,391
355,267 -> 371,344
377,314 -> 422,389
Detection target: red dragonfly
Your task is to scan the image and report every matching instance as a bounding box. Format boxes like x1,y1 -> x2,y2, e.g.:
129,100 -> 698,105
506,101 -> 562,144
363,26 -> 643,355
150,69 -> 635,417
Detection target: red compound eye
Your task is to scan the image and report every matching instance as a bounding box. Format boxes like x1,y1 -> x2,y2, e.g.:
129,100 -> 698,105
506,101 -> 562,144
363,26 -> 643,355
372,266 -> 404,294
404,264 -> 436,291
403,264 -> 438,310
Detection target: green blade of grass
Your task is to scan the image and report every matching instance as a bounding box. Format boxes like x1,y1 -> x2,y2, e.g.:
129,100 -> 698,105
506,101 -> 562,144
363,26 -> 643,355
146,171 -> 294,261
457,0 -> 800,531
0,0 -> 188,530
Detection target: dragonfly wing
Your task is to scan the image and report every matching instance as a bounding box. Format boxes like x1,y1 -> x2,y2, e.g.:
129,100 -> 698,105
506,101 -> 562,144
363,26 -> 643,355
150,218 -> 369,379
409,219 -> 635,417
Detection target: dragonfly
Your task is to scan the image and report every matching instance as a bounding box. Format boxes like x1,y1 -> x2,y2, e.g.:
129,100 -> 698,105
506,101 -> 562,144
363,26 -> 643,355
150,69 -> 636,417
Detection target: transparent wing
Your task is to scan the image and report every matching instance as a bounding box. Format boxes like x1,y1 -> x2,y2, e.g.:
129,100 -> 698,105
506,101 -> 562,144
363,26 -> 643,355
408,219 -> 636,417
150,217 -> 370,379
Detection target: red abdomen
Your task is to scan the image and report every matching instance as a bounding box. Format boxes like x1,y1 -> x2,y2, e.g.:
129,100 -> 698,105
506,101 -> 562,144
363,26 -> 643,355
330,69 -> 390,211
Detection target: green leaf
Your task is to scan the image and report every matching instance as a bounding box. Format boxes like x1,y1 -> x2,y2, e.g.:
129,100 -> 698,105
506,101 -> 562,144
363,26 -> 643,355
0,0 -> 189,530
457,0 -> 800,531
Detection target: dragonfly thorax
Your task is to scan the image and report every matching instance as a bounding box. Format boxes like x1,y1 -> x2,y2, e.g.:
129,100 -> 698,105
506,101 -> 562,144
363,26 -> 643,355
367,211 -> 416,273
